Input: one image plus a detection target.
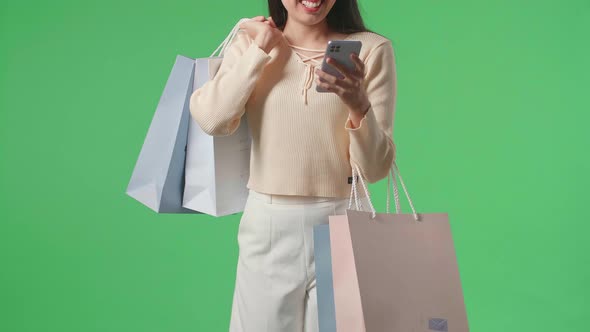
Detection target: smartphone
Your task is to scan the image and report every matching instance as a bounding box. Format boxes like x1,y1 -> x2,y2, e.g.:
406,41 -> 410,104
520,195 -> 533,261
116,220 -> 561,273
316,40 -> 363,93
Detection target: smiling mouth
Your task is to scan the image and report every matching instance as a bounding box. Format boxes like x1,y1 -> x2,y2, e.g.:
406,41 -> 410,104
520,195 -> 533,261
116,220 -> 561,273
299,0 -> 323,10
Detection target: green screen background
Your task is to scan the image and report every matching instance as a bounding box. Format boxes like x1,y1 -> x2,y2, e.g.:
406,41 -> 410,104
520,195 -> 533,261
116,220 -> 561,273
1,0 -> 588,331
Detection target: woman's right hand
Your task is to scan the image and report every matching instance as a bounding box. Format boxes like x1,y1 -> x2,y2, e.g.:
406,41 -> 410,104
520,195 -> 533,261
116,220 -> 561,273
239,16 -> 283,54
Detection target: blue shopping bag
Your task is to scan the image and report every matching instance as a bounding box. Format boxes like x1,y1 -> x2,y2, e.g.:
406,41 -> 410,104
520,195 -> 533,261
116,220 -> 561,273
313,223 -> 337,332
126,55 -> 201,214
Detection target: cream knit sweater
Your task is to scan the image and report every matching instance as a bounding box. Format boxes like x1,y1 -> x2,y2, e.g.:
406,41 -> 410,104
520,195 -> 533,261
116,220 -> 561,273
189,29 -> 396,198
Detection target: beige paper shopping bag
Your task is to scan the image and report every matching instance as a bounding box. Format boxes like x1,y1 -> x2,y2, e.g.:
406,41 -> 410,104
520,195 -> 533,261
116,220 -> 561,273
332,162 -> 470,332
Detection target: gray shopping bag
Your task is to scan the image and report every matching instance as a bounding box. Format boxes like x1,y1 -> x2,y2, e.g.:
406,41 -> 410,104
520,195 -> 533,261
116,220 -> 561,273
126,55 -> 201,214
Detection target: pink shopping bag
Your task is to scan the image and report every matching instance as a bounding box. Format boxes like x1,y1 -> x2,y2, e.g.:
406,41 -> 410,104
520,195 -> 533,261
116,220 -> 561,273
329,162 -> 470,332
329,213 -> 366,332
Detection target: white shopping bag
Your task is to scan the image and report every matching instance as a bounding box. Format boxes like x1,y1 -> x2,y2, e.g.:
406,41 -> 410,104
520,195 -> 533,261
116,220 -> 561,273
182,19 -> 252,217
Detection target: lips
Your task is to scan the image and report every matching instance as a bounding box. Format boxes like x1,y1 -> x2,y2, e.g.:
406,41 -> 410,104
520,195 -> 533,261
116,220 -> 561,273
299,0 -> 323,13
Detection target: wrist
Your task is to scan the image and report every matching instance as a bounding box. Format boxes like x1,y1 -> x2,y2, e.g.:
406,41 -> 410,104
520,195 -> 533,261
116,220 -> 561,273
347,102 -> 370,128
254,35 -> 272,54
352,101 -> 370,117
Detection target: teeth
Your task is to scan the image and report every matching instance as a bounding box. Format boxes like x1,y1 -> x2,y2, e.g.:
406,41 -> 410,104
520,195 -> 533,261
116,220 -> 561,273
302,0 -> 321,8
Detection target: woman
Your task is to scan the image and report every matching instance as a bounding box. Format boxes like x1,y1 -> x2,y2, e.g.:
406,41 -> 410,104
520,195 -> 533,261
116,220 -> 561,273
190,0 -> 396,331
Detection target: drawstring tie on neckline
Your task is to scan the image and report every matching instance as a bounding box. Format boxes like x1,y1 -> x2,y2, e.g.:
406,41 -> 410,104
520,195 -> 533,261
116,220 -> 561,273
288,43 -> 325,105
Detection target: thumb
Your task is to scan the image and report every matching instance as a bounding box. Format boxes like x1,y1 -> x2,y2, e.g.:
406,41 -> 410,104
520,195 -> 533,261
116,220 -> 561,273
267,16 -> 277,28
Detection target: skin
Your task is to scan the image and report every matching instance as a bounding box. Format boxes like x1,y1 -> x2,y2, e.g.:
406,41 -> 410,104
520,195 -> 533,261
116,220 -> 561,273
239,1 -> 371,127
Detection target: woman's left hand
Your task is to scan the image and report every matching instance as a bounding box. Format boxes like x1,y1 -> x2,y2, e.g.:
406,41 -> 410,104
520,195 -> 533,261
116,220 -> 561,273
315,53 -> 371,117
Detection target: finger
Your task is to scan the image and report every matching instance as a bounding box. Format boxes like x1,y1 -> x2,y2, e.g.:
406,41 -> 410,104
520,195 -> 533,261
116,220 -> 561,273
268,16 -> 277,28
239,20 -> 255,29
315,67 -> 355,87
316,79 -> 347,96
350,53 -> 365,78
325,57 -> 355,80
240,18 -> 265,30
315,69 -> 355,90
315,68 -> 341,85
316,79 -> 336,93
318,78 -> 356,90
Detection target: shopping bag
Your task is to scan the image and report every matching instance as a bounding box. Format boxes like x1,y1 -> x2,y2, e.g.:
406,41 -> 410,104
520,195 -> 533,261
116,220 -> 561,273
313,167 -> 374,332
126,55 -> 201,214
182,18 -> 252,217
329,162 -> 469,332
329,212 -> 366,332
313,224 -> 337,332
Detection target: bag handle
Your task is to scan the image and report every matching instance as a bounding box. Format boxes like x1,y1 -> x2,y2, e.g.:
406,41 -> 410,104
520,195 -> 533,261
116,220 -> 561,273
386,164 -> 401,214
210,18 -> 252,58
348,163 -> 377,219
387,161 -> 419,221
348,160 -> 420,222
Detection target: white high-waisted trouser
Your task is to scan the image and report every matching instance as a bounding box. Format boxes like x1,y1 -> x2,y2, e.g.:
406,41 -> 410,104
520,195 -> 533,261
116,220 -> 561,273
229,189 -> 370,332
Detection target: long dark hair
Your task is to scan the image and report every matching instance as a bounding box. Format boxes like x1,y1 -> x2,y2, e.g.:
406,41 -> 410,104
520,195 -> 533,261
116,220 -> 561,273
268,0 -> 372,34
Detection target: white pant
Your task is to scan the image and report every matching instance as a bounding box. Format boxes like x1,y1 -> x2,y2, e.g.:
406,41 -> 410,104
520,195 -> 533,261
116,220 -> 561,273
229,189 -> 369,332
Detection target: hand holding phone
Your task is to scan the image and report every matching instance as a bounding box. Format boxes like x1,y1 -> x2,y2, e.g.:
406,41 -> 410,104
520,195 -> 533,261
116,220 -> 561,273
316,40 -> 363,92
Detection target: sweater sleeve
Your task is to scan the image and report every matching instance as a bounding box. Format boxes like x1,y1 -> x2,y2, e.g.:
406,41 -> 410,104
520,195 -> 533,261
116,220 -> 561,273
189,30 -> 272,136
344,40 -> 397,183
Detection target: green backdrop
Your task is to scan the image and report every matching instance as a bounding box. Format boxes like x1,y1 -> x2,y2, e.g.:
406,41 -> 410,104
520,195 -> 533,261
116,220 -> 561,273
1,0 -> 588,331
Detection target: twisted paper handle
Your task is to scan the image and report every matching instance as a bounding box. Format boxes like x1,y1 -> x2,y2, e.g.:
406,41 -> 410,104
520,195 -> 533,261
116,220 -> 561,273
348,161 -> 420,221
387,161 -> 419,221
210,18 -> 252,58
348,163 -> 377,219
